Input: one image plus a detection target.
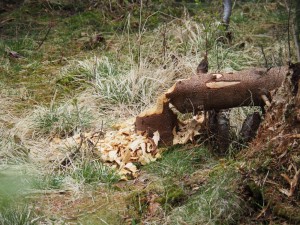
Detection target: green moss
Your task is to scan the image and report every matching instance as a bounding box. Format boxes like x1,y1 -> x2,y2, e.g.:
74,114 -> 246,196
156,185 -> 186,210
246,181 -> 264,207
167,165 -> 245,225
264,187 -> 300,223
126,190 -> 148,222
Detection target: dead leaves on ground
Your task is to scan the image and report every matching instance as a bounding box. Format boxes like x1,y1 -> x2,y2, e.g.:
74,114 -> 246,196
279,164 -> 300,197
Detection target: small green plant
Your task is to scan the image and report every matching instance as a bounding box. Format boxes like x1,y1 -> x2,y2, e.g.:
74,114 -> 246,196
72,160 -> 120,185
32,173 -> 64,190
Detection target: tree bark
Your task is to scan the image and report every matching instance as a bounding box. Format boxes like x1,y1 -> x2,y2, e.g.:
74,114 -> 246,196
166,67 -> 288,113
223,0 -> 232,26
294,0 -> 300,61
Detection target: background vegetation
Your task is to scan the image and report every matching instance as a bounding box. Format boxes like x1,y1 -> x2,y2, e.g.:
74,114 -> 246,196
0,0 -> 297,224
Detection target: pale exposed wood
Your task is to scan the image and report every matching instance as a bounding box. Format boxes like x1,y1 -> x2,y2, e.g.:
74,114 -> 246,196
206,81 -> 241,89
261,94 -> 271,107
212,73 -> 223,79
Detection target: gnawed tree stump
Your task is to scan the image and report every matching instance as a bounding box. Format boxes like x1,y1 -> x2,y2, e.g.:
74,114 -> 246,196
135,95 -> 179,145
136,67 -> 288,145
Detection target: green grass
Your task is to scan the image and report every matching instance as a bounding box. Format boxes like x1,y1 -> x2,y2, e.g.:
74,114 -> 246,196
56,56 -> 123,92
32,173 -> 64,190
136,144 -> 247,224
144,145 -> 215,179
0,0 -> 293,224
32,98 -> 94,137
0,204 -> 37,225
167,165 -> 246,225
72,160 -> 120,185
32,163 -> 118,190
0,167 -> 38,225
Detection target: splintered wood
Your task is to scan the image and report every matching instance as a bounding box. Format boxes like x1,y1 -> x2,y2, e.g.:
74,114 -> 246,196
49,119 -> 161,179
49,116 -> 205,179
173,115 -> 204,145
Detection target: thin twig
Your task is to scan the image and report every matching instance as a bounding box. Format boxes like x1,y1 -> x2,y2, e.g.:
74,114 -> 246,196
286,0 -> 292,64
50,89 -> 57,111
91,121 -> 105,152
216,43 -> 220,71
59,133 -> 84,168
259,45 -> 269,68
36,22 -> 53,51
138,0 -> 143,68
162,23 -> 167,63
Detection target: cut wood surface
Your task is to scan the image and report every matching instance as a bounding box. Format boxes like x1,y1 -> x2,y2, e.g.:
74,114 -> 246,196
135,95 -> 178,145
136,67 -> 289,144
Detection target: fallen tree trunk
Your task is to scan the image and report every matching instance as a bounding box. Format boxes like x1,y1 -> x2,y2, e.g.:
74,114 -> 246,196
166,67 -> 288,112
136,67 -> 289,145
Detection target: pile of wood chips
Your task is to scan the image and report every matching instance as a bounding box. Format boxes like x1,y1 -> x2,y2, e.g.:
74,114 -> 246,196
49,119 -> 161,179
49,116 -> 204,179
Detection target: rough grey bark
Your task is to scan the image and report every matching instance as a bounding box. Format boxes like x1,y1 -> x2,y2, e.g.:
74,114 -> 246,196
294,0 -> 300,61
208,110 -> 230,154
239,112 -> 261,143
223,0 -> 232,26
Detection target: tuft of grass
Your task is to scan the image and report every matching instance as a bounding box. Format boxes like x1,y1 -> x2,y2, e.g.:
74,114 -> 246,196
32,173 -> 64,190
0,166 -> 38,225
58,54 -> 181,117
57,56 -> 123,91
72,160 -> 120,185
0,132 -> 29,164
0,204 -> 37,225
33,98 -> 93,137
144,146 -> 215,179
